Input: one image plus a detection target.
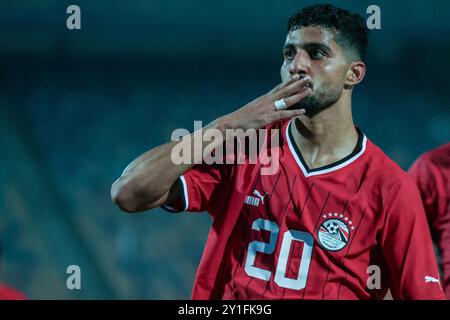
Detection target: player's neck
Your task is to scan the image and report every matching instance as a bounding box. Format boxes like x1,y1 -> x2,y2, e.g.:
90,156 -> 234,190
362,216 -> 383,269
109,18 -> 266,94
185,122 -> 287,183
290,100 -> 359,170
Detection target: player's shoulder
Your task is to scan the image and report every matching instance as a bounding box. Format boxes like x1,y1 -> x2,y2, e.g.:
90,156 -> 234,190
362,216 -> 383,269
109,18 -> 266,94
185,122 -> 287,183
364,138 -> 419,193
362,141 -> 427,222
416,142 -> 450,167
426,142 -> 450,157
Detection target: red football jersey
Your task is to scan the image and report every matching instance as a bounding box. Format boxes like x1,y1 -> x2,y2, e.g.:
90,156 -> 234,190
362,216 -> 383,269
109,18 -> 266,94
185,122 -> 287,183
164,119 -> 445,300
409,143 -> 450,299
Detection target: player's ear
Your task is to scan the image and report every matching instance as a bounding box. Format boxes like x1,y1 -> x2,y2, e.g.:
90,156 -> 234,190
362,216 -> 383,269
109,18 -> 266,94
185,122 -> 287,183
345,61 -> 366,88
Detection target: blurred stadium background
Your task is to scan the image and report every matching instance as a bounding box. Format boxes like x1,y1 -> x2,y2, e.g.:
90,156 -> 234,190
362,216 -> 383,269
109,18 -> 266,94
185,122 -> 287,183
0,0 -> 449,299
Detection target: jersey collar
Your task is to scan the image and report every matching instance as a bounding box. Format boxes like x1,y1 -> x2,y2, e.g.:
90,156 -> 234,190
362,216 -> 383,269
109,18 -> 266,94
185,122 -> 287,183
285,119 -> 367,177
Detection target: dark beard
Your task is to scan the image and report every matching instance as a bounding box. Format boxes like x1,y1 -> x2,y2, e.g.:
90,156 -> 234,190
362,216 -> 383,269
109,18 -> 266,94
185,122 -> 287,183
292,85 -> 342,117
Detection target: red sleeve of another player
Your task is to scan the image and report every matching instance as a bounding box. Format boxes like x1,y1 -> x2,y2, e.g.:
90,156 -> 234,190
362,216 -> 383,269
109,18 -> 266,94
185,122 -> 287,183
380,177 -> 445,300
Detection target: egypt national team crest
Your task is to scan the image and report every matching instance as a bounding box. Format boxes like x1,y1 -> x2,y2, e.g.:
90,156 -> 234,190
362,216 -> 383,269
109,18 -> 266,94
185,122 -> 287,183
318,213 -> 353,251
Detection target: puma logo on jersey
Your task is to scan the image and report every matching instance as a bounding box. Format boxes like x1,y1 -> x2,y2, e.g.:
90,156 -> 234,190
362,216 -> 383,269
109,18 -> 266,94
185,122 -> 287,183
425,276 -> 440,284
244,190 -> 268,207
253,190 -> 268,204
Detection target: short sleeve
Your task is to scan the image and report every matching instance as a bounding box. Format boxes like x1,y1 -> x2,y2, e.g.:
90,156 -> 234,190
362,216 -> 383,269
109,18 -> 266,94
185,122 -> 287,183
162,163 -> 230,216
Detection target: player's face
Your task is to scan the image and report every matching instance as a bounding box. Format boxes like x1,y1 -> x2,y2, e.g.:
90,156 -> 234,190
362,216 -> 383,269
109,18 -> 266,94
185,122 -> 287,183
280,26 -> 351,117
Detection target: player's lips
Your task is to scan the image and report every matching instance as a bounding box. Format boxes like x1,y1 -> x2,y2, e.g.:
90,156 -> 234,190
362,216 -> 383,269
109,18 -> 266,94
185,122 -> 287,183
289,75 -> 313,90
302,79 -> 313,90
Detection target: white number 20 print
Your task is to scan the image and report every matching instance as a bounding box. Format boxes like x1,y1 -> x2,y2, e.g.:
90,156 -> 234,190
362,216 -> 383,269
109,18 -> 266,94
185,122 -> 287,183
244,218 -> 314,290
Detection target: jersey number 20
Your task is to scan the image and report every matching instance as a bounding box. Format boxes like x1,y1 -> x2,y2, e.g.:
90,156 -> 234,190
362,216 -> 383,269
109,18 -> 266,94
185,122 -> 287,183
244,218 -> 314,290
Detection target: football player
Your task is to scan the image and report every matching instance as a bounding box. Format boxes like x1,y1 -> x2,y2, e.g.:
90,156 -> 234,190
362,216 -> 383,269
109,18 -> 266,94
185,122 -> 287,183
112,4 -> 445,300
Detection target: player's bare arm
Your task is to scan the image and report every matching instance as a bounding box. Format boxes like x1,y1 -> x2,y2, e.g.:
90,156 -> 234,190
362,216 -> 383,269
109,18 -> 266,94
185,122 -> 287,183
111,77 -> 311,213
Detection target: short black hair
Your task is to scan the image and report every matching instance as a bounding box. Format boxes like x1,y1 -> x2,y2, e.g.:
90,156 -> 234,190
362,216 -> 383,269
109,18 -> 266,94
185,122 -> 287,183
287,4 -> 369,61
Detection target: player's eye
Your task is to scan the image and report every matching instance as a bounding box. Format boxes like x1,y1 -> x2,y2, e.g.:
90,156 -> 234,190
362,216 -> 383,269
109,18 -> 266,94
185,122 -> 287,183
284,49 -> 296,60
310,48 -> 326,59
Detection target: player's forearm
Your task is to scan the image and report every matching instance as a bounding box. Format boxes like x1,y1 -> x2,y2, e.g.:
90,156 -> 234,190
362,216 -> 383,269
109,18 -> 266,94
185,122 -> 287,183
111,120 -> 226,212
111,141 -> 188,212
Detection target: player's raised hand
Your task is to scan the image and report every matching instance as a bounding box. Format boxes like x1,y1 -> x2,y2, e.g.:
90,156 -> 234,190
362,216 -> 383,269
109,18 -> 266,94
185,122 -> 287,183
215,74 -> 312,132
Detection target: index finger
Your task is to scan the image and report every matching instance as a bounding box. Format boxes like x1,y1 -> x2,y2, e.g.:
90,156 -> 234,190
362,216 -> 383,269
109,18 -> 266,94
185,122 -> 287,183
267,74 -> 300,96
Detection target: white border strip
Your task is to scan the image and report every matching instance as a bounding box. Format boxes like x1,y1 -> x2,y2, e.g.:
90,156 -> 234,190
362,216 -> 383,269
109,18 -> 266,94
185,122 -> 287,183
285,120 -> 367,177
161,175 -> 189,212
179,174 -> 189,211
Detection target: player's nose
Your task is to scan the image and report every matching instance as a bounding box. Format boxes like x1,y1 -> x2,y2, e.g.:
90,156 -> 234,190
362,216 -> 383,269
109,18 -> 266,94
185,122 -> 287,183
289,50 -> 311,77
